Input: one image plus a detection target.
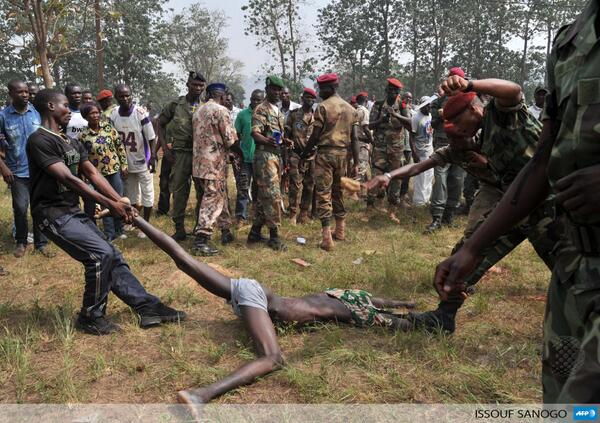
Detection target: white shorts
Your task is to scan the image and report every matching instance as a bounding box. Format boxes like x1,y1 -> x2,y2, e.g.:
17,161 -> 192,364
123,170 -> 154,208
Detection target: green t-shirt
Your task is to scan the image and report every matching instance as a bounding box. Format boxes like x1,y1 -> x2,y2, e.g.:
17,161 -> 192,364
235,107 -> 255,163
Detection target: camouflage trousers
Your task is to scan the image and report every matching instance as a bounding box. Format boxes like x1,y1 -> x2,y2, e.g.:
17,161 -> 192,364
367,144 -> 404,205
314,149 -> 347,227
439,183 -> 561,310
252,150 -> 282,229
542,226 -> 600,403
357,141 -> 371,183
288,153 -> 315,215
193,178 -> 231,237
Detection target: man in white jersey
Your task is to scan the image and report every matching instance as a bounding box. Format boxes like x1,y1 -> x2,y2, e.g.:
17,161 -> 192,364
65,83 -> 88,141
111,84 -> 156,236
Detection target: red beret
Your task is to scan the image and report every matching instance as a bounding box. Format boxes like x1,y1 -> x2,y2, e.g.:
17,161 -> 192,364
386,78 -> 403,89
357,91 -> 368,97
442,92 -> 477,120
96,89 -> 113,101
316,73 -> 339,85
303,87 -> 317,98
448,67 -> 465,78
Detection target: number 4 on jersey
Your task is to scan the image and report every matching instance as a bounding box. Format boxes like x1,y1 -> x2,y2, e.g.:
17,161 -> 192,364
119,131 -> 137,152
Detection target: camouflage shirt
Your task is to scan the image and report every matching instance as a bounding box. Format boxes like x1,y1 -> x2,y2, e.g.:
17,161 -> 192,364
251,100 -> 285,139
431,98 -> 541,190
545,0 -> 600,226
192,99 -> 237,180
312,94 -> 358,149
355,104 -> 371,142
285,107 -> 314,151
369,96 -> 407,147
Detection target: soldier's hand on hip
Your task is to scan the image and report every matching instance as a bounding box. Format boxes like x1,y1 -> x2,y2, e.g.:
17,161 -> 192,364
433,249 -> 478,301
555,164 -> 600,223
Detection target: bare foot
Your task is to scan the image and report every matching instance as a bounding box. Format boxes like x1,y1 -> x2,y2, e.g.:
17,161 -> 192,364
177,388 -> 210,421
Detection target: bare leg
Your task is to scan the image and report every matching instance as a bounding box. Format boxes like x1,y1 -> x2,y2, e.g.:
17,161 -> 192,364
133,216 -> 231,299
371,297 -> 416,309
177,306 -> 282,406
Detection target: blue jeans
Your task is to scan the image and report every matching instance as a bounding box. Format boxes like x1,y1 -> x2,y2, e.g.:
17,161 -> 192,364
40,212 -> 159,318
234,162 -> 256,221
11,177 -> 47,249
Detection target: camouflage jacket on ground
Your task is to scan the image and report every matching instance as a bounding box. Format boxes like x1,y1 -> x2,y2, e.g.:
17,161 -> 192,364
192,99 -> 237,180
369,96 -> 407,147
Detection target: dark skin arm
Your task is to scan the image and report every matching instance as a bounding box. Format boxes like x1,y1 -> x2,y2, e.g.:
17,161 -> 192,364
433,120 -> 557,300
0,157 -> 13,185
157,115 -> 174,164
365,158 -> 437,191
350,125 -> 360,176
409,132 -> 419,163
361,123 -> 374,144
46,160 -> 133,222
439,77 -> 522,108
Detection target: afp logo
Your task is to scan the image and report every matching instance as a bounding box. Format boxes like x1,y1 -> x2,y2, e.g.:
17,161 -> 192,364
573,406 -> 598,421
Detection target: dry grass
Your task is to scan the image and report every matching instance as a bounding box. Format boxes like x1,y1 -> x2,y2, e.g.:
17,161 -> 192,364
0,170 -> 549,404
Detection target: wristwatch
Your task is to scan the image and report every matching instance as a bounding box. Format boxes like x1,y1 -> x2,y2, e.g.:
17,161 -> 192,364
384,172 -> 392,180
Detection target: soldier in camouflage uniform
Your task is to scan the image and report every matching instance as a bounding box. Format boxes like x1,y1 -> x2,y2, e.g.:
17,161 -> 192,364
285,87 -> 317,225
367,78 -> 409,208
434,1 -> 600,403
190,83 -> 237,256
157,71 -> 206,241
248,76 -> 288,251
301,73 -> 359,251
355,92 -> 373,192
368,78 -> 561,336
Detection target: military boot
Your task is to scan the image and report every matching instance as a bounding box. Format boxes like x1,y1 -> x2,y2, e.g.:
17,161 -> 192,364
332,218 -> 346,241
171,222 -> 187,241
191,235 -> 218,256
319,227 -> 335,251
247,224 -> 268,244
424,216 -> 442,234
221,229 -> 235,245
405,308 -> 456,334
442,209 -> 455,227
297,210 -> 310,224
266,227 -> 287,251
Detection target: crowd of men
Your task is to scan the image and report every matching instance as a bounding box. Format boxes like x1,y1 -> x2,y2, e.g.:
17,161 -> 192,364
0,0 -> 598,405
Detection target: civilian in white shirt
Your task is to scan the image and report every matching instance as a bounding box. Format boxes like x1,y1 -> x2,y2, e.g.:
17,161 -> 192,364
410,97 -> 434,206
279,87 -> 301,117
111,84 -> 157,237
529,86 -> 547,120
65,83 -> 88,141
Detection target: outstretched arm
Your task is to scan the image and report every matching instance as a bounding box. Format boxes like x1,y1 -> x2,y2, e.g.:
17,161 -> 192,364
365,158 -> 437,191
439,77 -> 522,108
132,216 -> 232,300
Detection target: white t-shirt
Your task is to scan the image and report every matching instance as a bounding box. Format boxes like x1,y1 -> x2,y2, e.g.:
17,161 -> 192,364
66,110 -> 88,141
110,105 -> 156,173
411,111 -> 433,153
529,103 -> 543,120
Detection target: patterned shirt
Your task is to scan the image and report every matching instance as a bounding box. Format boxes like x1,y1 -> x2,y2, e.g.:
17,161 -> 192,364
285,107 -> 314,151
192,99 -> 237,180
252,100 -> 285,139
312,94 -> 358,149
0,103 -> 41,177
81,122 -> 128,176
355,104 -> 371,142
369,96 -> 407,147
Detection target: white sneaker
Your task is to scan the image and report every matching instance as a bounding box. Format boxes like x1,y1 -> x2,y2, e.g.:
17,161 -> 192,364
123,224 -> 134,232
118,233 -> 128,240
137,231 -> 147,239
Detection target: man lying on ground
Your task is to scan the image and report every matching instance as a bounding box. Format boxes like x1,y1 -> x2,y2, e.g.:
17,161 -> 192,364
129,214 -> 414,405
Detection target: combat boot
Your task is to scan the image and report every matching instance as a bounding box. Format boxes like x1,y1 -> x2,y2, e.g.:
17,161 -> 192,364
319,227 -> 335,251
332,218 -> 346,241
171,222 -> 187,241
221,229 -> 235,245
266,227 -> 287,251
247,224 -> 268,244
424,216 -> 442,234
191,235 -> 218,256
297,210 -> 310,224
442,209 -> 455,227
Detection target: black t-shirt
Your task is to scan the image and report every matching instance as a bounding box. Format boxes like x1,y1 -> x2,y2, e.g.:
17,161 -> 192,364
27,127 -> 88,220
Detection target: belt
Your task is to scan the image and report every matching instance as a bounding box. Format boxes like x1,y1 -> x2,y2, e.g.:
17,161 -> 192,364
255,144 -> 282,155
565,220 -> 600,256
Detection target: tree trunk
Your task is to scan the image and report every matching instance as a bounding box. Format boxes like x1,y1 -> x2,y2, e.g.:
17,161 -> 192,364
287,0 -> 297,83
270,10 -> 287,79
411,0 -> 418,94
519,7 -> 532,86
95,0 -> 105,89
26,0 -> 54,87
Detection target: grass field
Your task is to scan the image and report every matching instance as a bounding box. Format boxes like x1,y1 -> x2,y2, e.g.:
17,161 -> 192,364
0,171 -> 550,404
